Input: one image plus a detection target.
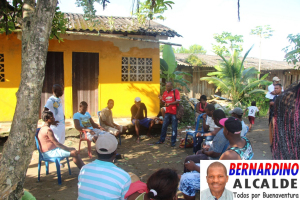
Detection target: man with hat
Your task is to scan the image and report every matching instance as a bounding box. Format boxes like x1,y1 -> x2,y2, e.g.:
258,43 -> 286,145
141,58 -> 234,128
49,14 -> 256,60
131,97 -> 155,143
78,133 -> 131,199
229,107 -> 248,136
219,117 -> 254,160
265,76 -> 283,100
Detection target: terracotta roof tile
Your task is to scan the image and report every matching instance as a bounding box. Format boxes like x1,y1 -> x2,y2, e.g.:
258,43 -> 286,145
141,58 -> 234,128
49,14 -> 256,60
64,13 -> 181,37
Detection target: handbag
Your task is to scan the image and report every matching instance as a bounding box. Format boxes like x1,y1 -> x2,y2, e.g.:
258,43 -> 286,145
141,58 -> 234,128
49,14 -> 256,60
173,90 -> 184,120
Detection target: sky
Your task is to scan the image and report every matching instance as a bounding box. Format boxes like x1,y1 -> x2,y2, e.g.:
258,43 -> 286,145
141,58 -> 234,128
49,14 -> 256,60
59,0 -> 300,61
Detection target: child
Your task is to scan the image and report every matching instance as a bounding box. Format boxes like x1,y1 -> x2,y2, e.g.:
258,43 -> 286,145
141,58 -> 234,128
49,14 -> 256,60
243,101 -> 259,131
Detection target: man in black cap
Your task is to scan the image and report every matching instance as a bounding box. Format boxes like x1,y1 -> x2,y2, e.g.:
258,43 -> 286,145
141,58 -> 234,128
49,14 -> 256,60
219,117 -> 254,160
229,107 -> 248,136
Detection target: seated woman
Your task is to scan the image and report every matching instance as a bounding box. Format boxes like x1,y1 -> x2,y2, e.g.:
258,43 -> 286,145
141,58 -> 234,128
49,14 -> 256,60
127,168 -> 179,200
179,160 -> 200,200
195,95 -> 207,122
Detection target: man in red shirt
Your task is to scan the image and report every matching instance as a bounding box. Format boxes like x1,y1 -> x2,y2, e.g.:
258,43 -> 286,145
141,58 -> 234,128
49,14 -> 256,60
156,82 -> 180,147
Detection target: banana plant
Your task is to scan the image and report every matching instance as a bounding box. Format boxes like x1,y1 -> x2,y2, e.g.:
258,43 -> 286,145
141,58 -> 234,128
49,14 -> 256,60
201,46 -> 271,104
160,45 -> 192,92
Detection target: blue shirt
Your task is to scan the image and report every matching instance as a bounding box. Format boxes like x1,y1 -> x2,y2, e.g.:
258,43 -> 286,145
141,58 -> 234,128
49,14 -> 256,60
73,112 -> 93,129
209,128 -> 229,160
78,160 -> 131,200
201,188 -> 233,200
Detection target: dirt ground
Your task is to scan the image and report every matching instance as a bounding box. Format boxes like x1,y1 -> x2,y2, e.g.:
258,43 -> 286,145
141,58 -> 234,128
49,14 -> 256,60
1,117 -> 272,200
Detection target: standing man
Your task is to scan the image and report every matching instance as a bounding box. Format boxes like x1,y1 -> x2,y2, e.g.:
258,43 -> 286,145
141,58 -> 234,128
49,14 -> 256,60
100,99 -> 127,137
131,97 -> 154,143
44,84 -> 65,144
269,84 -> 282,150
265,76 -> 282,100
156,82 -> 180,147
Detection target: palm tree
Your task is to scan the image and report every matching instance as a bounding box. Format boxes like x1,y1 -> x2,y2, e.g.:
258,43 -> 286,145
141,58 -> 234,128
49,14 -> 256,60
200,46 -> 271,105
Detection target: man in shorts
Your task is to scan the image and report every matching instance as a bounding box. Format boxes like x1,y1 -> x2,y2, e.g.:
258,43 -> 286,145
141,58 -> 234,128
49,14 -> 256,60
38,111 -> 85,169
100,99 -> 127,137
73,101 -> 106,143
131,97 -> 154,143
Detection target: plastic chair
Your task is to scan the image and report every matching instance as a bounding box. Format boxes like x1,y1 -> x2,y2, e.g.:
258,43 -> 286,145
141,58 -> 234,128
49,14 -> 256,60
78,130 -> 93,159
35,128 -> 71,185
185,113 -> 205,152
97,111 -> 121,145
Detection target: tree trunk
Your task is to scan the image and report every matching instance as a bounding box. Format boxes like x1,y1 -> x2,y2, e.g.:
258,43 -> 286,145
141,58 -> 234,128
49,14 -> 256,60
0,0 -> 57,199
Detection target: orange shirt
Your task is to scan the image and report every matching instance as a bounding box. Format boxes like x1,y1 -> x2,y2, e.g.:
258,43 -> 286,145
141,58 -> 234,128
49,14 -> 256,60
38,126 -> 57,153
162,89 -> 180,115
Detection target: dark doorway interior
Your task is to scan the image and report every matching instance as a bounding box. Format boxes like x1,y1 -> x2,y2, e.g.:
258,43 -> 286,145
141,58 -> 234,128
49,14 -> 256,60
72,52 -> 99,116
39,52 -> 64,118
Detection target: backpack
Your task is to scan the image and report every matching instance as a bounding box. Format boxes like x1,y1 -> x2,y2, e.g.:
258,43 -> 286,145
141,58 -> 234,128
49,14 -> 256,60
173,90 -> 184,120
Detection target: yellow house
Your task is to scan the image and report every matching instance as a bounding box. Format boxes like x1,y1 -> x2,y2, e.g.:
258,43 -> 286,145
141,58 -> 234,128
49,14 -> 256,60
0,13 -> 181,122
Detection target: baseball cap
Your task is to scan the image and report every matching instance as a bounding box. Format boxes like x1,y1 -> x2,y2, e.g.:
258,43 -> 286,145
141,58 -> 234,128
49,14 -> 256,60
273,76 -> 280,81
229,107 -> 243,115
135,97 -> 141,102
95,133 -> 118,154
219,117 -> 242,134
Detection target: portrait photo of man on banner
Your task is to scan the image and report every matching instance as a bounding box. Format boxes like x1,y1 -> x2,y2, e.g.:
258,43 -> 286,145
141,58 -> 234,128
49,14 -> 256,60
201,161 -> 233,200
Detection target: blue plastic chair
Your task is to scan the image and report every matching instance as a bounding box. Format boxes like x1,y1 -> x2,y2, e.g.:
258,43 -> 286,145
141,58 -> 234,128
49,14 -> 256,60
185,113 -> 205,152
97,111 -> 121,145
35,128 -> 71,185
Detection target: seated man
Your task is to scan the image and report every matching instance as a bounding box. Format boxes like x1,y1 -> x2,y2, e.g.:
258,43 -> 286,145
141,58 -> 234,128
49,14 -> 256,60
179,160 -> 200,200
194,104 -> 220,152
73,101 -> 105,143
131,97 -> 154,143
220,117 -> 254,160
100,99 -> 127,137
229,107 -> 248,136
200,104 -> 220,136
184,109 -> 228,166
38,111 -> 85,169
78,133 -> 131,199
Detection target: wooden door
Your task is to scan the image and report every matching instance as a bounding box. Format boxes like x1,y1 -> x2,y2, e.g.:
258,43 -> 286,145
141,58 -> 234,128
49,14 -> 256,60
72,52 -> 99,116
39,52 -> 64,118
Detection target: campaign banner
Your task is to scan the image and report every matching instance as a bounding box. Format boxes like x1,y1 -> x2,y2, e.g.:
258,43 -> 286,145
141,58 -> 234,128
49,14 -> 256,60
200,160 -> 300,200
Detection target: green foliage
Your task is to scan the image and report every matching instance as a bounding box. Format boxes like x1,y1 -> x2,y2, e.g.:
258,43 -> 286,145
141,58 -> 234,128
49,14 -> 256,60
160,45 -> 192,92
178,95 -> 195,128
188,44 -> 207,54
49,7 -> 69,42
282,34 -> 300,69
250,25 -> 274,39
186,54 -> 202,66
160,44 -> 175,52
0,0 -> 23,35
212,32 -> 244,56
200,46 -> 272,105
134,0 -> 174,24
175,44 -> 206,54
75,0 -> 110,20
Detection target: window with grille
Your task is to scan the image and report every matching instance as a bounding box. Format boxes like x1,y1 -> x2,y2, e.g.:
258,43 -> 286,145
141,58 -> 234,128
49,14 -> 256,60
121,57 -> 152,82
0,54 -> 4,82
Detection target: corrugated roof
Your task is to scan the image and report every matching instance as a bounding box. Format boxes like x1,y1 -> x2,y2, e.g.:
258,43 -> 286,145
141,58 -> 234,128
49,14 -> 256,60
64,13 -> 181,37
175,53 -> 297,70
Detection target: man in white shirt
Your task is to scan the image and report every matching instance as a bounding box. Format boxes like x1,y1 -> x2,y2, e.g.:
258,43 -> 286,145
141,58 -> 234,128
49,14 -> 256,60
265,76 -> 283,100
44,84 -> 65,144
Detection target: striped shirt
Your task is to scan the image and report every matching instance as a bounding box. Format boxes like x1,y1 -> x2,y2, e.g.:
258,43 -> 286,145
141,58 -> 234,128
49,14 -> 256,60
78,160 -> 131,200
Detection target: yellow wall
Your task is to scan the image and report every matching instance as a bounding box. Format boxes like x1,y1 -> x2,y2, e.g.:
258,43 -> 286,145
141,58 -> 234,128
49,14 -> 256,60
0,33 -> 160,121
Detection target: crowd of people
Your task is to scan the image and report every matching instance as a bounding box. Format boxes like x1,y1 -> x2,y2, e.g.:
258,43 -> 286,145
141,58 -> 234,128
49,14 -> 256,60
35,76 -> 298,200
